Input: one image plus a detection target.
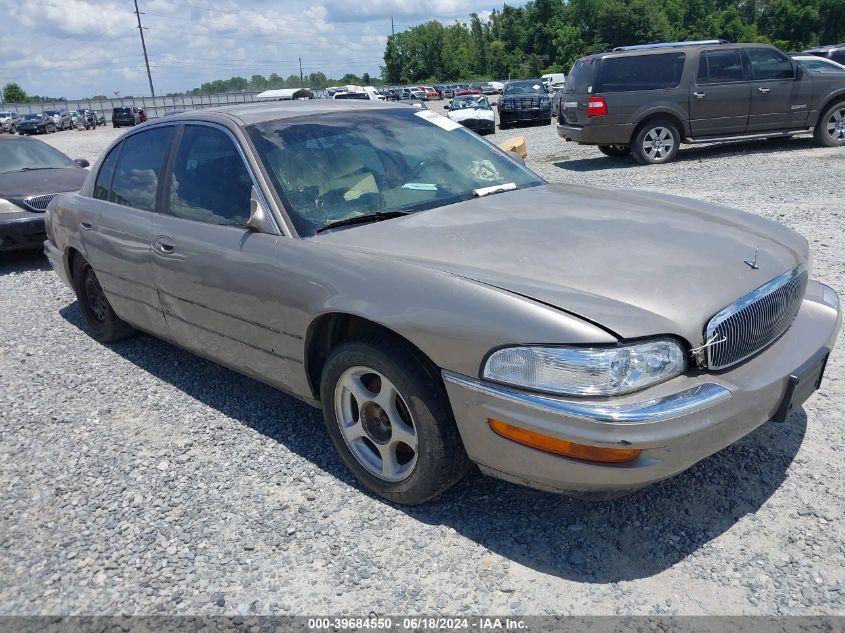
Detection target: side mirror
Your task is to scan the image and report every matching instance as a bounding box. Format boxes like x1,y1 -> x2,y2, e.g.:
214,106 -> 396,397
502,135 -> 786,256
74,158 -> 90,168
245,186 -> 276,233
508,151 -> 526,165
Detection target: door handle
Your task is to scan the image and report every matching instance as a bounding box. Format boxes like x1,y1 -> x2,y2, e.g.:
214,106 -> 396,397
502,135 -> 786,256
693,91 -> 706,99
155,237 -> 176,254
758,87 -> 771,94
80,220 -> 93,230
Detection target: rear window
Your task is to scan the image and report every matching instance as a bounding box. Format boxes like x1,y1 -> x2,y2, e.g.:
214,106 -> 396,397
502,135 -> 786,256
565,59 -> 597,93
597,53 -> 686,92
113,108 -> 131,114
334,93 -> 369,100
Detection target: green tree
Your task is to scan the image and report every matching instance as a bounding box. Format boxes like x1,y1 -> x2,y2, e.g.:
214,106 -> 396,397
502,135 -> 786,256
3,82 -> 27,103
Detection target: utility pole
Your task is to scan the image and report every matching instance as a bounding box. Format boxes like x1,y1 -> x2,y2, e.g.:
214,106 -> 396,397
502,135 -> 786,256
391,16 -> 395,36
134,0 -> 155,98
299,57 -> 304,88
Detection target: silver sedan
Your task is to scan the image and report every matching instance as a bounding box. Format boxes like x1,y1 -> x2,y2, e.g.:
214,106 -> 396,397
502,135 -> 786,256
44,101 -> 841,504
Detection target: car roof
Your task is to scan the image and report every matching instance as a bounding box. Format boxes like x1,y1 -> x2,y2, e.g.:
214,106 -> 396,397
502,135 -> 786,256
161,99 -> 406,126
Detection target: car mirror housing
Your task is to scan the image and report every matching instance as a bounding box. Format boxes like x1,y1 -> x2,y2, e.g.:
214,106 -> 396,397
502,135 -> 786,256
74,158 -> 90,168
245,186 -> 276,234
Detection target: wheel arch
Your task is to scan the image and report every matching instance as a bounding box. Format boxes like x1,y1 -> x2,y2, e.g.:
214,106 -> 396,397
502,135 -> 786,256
304,313 -> 440,401
632,110 -> 687,140
814,91 -> 845,127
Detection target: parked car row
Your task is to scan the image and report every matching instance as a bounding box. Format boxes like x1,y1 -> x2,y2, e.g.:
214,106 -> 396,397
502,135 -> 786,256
1,108 -> 107,135
556,39 -> 845,164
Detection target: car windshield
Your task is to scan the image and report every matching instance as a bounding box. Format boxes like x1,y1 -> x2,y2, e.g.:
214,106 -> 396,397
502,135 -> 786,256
503,81 -> 547,95
0,112 -> 10,117
0,138 -> 77,174
22,114 -> 41,121
797,58 -> 844,72
247,108 -> 543,236
451,96 -> 487,109
43,110 -> 58,116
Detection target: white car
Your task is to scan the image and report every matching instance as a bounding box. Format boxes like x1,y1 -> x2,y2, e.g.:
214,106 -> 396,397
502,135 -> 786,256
444,95 -> 496,135
792,54 -> 845,73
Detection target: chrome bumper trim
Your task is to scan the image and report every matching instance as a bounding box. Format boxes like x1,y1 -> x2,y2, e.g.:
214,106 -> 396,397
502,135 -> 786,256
442,371 -> 731,424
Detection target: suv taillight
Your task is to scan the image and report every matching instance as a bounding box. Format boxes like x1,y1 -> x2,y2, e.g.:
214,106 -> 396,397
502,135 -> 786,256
587,96 -> 608,117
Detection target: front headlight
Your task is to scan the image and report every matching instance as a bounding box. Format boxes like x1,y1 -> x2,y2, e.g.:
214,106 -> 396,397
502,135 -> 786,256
0,198 -> 23,214
483,339 -> 687,397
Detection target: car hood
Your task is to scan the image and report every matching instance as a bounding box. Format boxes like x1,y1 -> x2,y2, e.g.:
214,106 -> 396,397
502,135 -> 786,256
313,184 -> 808,346
0,168 -> 88,199
447,108 -> 495,123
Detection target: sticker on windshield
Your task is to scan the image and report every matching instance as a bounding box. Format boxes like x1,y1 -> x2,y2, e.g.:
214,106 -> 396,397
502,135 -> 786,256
414,110 -> 462,131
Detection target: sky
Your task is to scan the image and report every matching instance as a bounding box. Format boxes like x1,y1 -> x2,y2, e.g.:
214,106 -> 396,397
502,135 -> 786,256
0,0 -> 501,100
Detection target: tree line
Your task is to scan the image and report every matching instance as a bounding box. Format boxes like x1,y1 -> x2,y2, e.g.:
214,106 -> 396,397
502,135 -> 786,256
381,0 -> 845,83
181,71 -> 378,96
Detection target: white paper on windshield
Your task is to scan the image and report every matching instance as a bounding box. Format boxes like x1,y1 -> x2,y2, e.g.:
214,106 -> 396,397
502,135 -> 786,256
414,110 -> 462,131
402,183 -> 438,191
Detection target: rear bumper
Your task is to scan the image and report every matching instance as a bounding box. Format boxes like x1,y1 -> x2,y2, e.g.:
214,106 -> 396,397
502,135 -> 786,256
557,121 -> 635,145
459,118 -> 496,134
0,213 -> 46,252
443,280 -> 841,494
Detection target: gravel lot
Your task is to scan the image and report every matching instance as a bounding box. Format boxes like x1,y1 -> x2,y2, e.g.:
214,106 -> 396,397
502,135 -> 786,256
1,119 -> 843,616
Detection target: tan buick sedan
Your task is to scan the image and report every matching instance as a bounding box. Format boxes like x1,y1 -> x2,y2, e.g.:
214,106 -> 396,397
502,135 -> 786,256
44,101 -> 841,504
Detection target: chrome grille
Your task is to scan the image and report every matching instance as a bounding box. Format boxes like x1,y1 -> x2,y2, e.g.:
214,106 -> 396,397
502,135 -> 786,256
22,193 -> 59,212
705,266 -> 808,370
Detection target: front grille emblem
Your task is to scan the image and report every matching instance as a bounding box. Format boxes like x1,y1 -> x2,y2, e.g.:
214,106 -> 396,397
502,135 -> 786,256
744,246 -> 760,270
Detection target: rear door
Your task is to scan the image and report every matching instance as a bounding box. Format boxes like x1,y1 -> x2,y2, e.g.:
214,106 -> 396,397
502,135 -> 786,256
689,48 -> 751,136
76,126 -> 174,336
560,57 -> 598,124
746,47 -> 814,131
150,123 -> 299,387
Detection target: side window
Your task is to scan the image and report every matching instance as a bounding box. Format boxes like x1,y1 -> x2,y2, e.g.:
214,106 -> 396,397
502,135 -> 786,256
93,143 -> 121,201
699,50 -> 745,83
748,48 -> 794,80
598,53 -> 686,92
168,126 -> 253,226
109,127 -> 173,210
830,51 -> 845,65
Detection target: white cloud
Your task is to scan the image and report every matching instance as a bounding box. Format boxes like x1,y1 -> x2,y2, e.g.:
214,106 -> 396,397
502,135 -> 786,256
0,0 -> 514,99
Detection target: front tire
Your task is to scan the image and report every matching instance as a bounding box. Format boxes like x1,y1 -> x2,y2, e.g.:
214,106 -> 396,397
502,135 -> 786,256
632,120 -> 680,164
815,101 -> 845,147
320,334 -> 470,505
72,256 -> 136,343
598,144 -> 632,158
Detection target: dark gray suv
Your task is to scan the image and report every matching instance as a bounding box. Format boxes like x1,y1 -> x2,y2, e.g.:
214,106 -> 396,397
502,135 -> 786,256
557,40 -> 845,164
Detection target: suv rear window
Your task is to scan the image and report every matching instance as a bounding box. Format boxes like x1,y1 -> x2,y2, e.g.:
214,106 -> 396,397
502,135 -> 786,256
565,58 -> 597,93
597,53 -> 686,92
113,108 -> 131,114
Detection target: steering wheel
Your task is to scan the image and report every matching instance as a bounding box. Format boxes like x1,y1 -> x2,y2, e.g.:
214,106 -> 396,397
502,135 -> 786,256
410,157 -> 453,179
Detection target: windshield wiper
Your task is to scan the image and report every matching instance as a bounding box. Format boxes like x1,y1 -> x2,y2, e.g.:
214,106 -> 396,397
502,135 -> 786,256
473,182 -> 517,198
12,167 -> 61,172
315,210 -> 409,234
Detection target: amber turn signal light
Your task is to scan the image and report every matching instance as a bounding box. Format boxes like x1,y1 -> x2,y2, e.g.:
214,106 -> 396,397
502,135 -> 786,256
488,419 -> 641,464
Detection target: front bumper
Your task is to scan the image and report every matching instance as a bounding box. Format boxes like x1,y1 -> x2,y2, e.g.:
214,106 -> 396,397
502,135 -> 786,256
499,107 -> 551,124
443,280 -> 841,494
0,212 -> 46,251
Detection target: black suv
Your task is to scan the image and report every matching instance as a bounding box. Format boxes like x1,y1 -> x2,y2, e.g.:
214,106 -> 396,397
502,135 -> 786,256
112,107 -> 140,128
498,80 -> 552,129
557,40 -> 845,164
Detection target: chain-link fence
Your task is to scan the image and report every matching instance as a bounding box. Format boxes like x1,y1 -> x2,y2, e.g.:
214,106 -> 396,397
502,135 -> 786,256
0,91 -> 268,122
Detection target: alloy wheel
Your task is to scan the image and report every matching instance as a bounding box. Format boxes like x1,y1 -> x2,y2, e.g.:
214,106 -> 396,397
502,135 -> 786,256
642,127 -> 675,161
826,106 -> 845,142
334,366 -> 418,482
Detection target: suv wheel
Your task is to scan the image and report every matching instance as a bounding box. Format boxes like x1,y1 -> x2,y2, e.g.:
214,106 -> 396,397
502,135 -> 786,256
320,334 -> 470,504
632,120 -> 680,165
598,144 -> 631,158
815,101 -> 845,147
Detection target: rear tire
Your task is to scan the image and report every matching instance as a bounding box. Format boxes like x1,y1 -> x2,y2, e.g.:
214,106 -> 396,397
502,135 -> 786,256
598,144 -> 632,158
814,100 -> 845,147
320,334 -> 470,505
631,120 -> 680,165
72,256 -> 136,343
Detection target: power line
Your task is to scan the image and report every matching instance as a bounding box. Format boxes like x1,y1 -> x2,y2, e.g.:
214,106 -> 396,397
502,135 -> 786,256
134,0 -> 156,97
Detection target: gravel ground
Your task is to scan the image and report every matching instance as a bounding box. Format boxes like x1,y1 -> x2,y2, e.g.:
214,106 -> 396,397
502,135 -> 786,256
1,119 -> 844,616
